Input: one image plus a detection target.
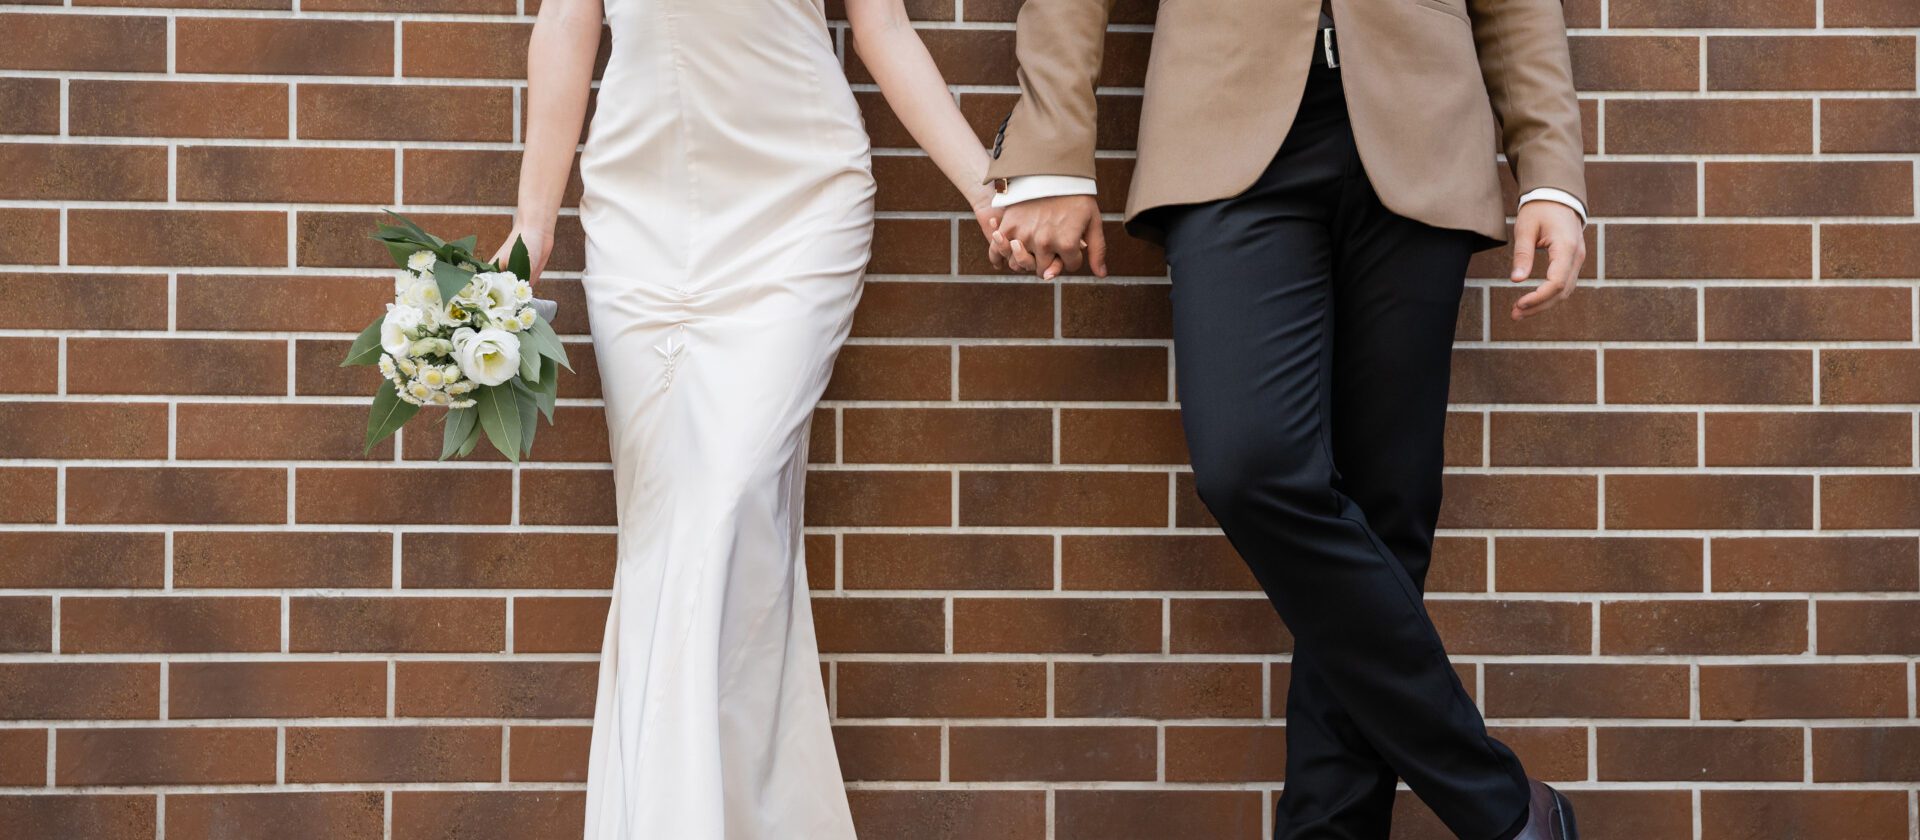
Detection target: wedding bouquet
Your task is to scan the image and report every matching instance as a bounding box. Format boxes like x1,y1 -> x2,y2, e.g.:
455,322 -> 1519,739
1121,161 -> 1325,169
341,211 -> 569,462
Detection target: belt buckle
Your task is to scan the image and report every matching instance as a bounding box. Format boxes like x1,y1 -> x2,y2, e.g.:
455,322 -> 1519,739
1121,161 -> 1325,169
1322,27 -> 1339,69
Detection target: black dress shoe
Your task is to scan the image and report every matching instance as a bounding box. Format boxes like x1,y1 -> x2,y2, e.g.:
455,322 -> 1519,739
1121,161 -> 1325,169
1511,779 -> 1577,840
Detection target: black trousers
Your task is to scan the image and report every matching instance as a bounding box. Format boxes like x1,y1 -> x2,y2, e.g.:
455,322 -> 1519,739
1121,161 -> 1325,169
1155,60 -> 1531,840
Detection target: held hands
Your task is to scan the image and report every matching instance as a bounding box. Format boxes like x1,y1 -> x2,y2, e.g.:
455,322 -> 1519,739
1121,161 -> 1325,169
488,224 -> 554,283
985,194 -> 1108,280
1509,200 -> 1586,320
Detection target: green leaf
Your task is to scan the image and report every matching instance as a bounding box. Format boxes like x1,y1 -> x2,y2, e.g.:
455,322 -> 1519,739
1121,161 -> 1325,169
508,236 -> 531,282
364,379 -> 420,452
457,417 -> 484,457
440,408 -> 477,461
382,209 -> 435,244
514,382 -> 539,458
518,342 -> 542,384
432,260 -> 474,306
473,384 -> 523,463
380,239 -> 419,269
342,316 -> 386,367
534,357 -> 559,423
526,317 -> 571,371
449,234 -> 478,257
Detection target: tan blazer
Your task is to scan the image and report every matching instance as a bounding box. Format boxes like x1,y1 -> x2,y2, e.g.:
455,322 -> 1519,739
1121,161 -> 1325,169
985,0 -> 1588,244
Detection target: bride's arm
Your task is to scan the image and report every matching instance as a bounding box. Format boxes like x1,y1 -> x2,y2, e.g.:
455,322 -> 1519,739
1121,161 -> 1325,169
490,0 -> 604,279
846,1 -> 1000,231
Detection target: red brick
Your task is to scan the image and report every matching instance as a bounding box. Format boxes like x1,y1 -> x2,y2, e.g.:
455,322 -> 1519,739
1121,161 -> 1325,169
842,407 -> 1050,463
805,470 -> 951,526
0,469 -> 56,524
951,725 -> 1156,782
395,662 -> 596,719
286,726 -> 501,783
166,792 -> 384,840
1709,35 -> 1916,91
170,661 -> 386,719
1821,475 -> 1920,529
954,597 -> 1160,654
512,596 -> 607,654
1606,474 -> 1813,530
1700,663 -> 1908,719
836,662 -> 1045,718
68,337 -> 288,395
58,728 -> 277,785
813,597 -> 945,654
1569,35 -> 1699,91
1816,600 -> 1920,654
1604,99 -> 1812,155
174,531 -> 391,589
0,598 -> 52,652
1602,599 -> 1808,655
390,792 -> 582,840
299,84 -> 513,142
66,467 -> 287,525
0,796 -> 156,840
1056,790 -> 1263,840
1812,727 -> 1920,781
0,729 -> 46,785
1711,537 -> 1919,592
1055,662 -> 1262,719
960,471 -> 1167,527
842,534 -> 1053,590
848,791 -> 1045,840
509,726 -> 590,782
0,663 -> 158,719
0,272 -> 168,329
71,80 -> 289,139
291,596 -> 504,653
1170,599 -> 1290,655
1496,537 -> 1703,593
0,338 -> 58,393
1,12 -> 165,71
959,345 -> 1168,401
1702,790 -> 1908,840
177,147 -> 394,205
1485,663 -> 1690,719
1821,349 -> 1920,404
1705,411 -> 1912,466
61,596 -> 281,653
1598,726 -> 1803,781
1708,162 -> 1913,217
176,18 -> 391,75
296,468 -> 512,525
0,77 -> 60,135
402,532 -> 615,589
0,532 -> 163,589
1705,286 -> 1912,342
1440,475 -> 1598,529
1606,349 -> 1812,404
1606,224 -> 1812,279
852,281 -> 1052,338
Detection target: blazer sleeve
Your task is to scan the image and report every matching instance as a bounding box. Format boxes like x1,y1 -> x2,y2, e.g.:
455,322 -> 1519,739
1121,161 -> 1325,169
1467,0 -> 1588,208
983,0 -> 1119,184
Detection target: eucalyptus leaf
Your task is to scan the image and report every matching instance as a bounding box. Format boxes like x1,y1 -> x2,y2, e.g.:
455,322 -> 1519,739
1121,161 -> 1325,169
342,316 -> 387,367
518,343 -> 542,384
380,239 -> 418,269
364,380 -> 419,452
383,209 -> 434,244
457,416 -> 484,457
449,234 -> 478,256
514,382 -> 539,458
474,384 -> 523,462
432,260 -> 474,306
509,236 -> 532,282
535,357 -> 559,423
440,408 -> 477,461
527,317 -> 571,370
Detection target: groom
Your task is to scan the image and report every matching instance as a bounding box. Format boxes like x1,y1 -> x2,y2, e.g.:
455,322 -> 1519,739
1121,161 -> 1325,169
987,1 -> 1587,839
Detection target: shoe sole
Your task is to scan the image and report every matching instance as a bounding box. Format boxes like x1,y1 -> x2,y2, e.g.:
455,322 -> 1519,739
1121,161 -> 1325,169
1551,789 -> 1578,840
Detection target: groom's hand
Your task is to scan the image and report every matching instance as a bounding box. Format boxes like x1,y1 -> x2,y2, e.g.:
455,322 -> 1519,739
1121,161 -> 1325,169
992,194 -> 1107,280
1509,200 -> 1586,320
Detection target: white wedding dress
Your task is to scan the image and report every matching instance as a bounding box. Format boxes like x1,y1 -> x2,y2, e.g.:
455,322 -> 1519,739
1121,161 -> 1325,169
573,0 -> 872,837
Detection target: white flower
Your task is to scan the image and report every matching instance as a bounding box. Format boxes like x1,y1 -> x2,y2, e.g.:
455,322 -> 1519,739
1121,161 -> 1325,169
452,327 -> 522,387
408,251 -> 437,273
443,364 -> 463,382
516,307 -> 538,331
382,304 -> 425,356
393,270 -> 415,295
397,357 -> 419,376
407,381 -> 434,402
399,276 -> 443,322
421,367 -> 446,387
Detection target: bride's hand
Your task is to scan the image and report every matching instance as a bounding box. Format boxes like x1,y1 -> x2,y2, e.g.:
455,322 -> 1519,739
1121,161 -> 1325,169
972,191 -> 1063,279
488,223 -> 554,283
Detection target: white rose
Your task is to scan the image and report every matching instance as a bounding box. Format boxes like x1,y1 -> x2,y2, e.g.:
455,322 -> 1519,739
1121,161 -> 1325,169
408,251 -> 437,273
382,304 -> 425,356
452,328 -> 522,387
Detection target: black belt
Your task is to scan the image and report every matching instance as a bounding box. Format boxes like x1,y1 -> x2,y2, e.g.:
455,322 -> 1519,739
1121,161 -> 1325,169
1314,26 -> 1340,69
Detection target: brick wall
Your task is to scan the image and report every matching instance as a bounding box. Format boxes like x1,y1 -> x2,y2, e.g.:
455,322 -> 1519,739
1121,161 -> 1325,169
2,0 -> 1918,838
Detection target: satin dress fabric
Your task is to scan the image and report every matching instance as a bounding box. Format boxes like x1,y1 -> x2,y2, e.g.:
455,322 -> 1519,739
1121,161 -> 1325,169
573,0 -> 873,837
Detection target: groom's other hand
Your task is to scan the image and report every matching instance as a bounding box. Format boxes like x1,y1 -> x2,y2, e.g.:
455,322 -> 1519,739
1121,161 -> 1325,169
1508,200 -> 1586,320
993,194 -> 1108,280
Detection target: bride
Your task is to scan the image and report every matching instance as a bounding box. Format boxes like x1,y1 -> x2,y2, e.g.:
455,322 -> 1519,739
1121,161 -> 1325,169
488,0 -> 1005,836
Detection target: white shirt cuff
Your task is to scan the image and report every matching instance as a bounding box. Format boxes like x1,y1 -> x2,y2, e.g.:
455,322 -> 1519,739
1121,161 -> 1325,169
1518,188 -> 1588,226
991,175 -> 1099,208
